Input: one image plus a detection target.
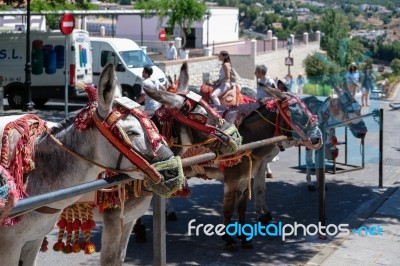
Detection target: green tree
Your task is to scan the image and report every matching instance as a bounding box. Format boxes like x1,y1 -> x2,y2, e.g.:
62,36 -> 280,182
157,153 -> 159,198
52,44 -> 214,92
319,9 -> 365,67
390,58 -> 400,75
319,9 -> 350,64
303,52 -> 342,85
135,0 -> 207,49
29,0 -> 95,29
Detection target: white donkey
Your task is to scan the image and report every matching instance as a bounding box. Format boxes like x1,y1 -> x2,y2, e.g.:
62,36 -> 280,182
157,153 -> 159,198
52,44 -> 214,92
0,64 -> 185,266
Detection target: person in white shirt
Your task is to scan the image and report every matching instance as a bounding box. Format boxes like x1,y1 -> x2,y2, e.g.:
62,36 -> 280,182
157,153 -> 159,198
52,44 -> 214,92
166,41 -> 177,60
255,64 -> 276,99
346,62 -> 360,99
137,66 -> 166,117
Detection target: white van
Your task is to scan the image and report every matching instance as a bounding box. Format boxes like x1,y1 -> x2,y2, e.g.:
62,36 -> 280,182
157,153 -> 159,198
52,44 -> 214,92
90,37 -> 167,101
0,29 -> 92,108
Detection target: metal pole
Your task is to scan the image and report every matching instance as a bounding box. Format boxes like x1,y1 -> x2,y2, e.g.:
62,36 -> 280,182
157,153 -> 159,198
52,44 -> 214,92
0,76 -> 4,114
140,14 -> 143,46
24,0 -> 33,111
298,146 -> 301,168
112,15 -> 115,38
9,173 -> 136,219
288,50 -> 291,75
318,123 -> 326,238
325,109 -> 379,130
153,194 -> 166,266
345,127 -> 348,165
361,137 -> 365,168
64,36 -> 68,118
379,108 -> 383,187
9,136 -> 287,218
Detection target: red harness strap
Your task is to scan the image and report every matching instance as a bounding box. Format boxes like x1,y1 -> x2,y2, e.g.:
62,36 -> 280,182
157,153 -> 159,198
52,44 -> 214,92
275,94 -> 320,150
161,106 -> 231,145
92,112 -> 162,184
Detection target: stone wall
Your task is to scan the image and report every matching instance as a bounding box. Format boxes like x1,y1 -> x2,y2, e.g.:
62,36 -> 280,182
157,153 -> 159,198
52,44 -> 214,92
157,57 -> 221,87
156,39 -> 320,91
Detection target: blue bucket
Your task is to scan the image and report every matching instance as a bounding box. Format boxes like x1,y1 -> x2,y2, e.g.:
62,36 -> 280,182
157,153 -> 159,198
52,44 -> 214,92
45,50 -> 57,75
54,45 -> 65,69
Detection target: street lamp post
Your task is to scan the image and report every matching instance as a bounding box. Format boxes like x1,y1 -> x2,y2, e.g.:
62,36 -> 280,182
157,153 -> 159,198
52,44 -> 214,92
24,0 -> 33,111
286,37 -> 293,76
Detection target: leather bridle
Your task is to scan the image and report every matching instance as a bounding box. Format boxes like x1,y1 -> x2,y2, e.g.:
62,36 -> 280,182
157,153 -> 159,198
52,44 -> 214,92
156,92 -> 232,145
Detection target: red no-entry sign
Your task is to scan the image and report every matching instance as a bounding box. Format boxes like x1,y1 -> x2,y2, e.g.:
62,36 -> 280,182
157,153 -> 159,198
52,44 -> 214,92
159,29 -> 166,42
59,14 -> 75,35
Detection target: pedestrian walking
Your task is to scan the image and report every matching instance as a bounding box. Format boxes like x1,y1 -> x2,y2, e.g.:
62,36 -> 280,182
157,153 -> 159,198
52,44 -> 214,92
346,62 -> 360,99
361,65 -> 375,107
297,73 -> 305,95
166,41 -> 177,60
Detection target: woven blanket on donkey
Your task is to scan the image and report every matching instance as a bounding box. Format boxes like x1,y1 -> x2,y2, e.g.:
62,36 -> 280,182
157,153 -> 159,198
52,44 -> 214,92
0,114 -> 48,226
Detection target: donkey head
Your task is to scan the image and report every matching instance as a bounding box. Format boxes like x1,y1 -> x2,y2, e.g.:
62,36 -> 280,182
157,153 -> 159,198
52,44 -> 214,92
95,64 -> 184,198
143,87 -> 242,156
260,80 -> 322,150
333,85 -> 367,139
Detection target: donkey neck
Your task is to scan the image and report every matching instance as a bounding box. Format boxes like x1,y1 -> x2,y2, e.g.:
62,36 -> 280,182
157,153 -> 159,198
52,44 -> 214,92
26,124 -> 101,203
239,108 -> 277,144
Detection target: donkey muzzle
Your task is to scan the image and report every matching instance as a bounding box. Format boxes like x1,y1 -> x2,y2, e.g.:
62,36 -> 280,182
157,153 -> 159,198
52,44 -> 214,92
206,123 -> 242,156
145,156 -> 185,198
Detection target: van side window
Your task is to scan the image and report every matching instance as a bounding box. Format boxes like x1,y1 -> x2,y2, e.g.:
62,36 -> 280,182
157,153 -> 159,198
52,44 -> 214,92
119,50 -> 153,68
100,50 -> 120,67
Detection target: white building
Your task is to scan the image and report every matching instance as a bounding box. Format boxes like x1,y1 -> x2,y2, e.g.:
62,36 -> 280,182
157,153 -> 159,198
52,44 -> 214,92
0,15 -> 46,32
115,6 -> 239,49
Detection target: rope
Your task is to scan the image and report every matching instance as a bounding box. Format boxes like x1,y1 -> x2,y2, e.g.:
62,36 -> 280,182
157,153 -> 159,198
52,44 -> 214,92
182,146 -> 253,200
170,137 -> 218,148
254,110 -> 295,133
118,184 -> 125,232
48,133 -> 140,176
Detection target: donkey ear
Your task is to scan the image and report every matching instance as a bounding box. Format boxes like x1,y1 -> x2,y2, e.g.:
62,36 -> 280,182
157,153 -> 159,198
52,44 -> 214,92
97,63 -> 121,116
333,83 -> 343,96
143,85 -> 184,109
277,80 -> 288,92
259,82 -> 287,101
177,61 -> 189,92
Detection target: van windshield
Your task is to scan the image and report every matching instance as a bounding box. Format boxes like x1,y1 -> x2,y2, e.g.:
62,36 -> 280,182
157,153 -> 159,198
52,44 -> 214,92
119,50 -> 154,68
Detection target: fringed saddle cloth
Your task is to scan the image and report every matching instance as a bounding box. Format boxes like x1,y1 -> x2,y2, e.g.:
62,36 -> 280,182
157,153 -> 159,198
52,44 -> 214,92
0,114 -> 48,226
200,83 -> 244,107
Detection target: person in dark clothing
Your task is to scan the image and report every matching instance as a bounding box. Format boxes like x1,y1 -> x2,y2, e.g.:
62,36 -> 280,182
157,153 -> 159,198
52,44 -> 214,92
361,65 -> 375,107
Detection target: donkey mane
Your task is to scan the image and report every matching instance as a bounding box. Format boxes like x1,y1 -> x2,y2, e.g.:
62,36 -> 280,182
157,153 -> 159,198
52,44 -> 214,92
50,117 -> 74,135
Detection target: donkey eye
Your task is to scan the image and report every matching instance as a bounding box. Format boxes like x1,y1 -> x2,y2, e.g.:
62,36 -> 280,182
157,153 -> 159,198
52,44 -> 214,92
126,130 -> 140,137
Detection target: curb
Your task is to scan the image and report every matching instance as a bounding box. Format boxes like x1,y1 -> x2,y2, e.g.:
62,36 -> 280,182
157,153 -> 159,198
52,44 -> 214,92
306,183 -> 400,265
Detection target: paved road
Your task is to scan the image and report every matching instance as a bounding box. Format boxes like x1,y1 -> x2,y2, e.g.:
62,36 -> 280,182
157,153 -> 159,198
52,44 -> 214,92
3,90 -> 399,265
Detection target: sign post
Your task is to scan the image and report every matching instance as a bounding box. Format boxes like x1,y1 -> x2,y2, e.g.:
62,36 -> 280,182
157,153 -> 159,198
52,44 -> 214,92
0,76 -> 4,114
59,14 -> 75,118
285,57 -> 294,66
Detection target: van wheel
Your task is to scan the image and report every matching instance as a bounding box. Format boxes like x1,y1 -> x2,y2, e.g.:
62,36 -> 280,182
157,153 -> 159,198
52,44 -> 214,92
7,87 -> 25,109
33,98 -> 49,108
